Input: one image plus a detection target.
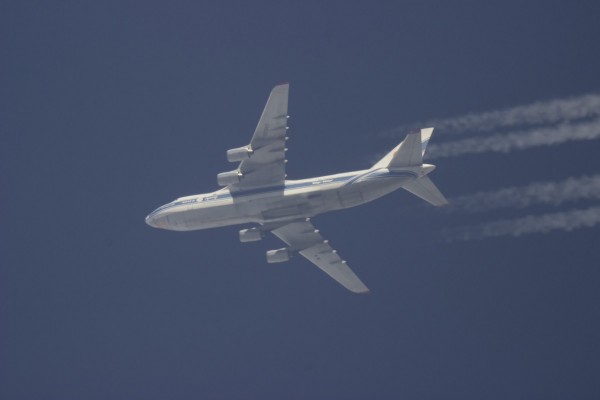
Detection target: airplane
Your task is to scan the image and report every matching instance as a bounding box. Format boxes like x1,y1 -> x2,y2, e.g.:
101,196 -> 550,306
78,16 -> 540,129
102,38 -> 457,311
145,83 -> 448,293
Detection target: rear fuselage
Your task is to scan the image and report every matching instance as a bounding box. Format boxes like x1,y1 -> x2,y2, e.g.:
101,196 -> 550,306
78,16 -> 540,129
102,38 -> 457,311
145,168 -> 421,231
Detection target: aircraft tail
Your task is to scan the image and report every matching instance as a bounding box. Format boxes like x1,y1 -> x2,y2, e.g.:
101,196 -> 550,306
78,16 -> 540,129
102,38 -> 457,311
402,175 -> 448,206
373,127 -> 448,206
373,127 -> 434,169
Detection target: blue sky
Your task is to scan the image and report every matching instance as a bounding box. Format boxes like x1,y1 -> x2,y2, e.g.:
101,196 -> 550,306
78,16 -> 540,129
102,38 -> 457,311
2,2 -> 600,399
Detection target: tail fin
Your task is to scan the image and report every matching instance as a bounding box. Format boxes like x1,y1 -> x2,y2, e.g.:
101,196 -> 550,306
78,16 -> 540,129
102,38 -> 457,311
402,176 -> 448,206
373,127 -> 448,207
420,127 -> 433,156
373,127 -> 434,169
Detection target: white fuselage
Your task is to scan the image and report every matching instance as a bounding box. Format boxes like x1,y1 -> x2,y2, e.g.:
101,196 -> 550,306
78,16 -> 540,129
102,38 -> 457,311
145,167 -> 423,231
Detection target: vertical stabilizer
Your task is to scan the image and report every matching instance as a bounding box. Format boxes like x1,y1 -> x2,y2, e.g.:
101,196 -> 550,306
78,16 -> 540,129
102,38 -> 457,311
420,127 -> 433,156
373,127 -> 448,206
373,127 -> 434,169
388,131 -> 423,168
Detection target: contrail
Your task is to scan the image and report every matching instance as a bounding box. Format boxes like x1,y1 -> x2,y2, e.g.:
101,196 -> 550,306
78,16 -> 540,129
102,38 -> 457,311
441,205 -> 600,242
381,92 -> 600,137
449,174 -> 600,212
425,118 -> 600,159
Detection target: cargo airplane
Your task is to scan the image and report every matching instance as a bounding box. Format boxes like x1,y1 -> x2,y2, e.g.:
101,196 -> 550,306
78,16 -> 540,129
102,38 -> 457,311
146,83 -> 448,293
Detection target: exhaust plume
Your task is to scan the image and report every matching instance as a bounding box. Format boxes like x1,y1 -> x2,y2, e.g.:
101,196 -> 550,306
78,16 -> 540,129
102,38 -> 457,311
449,174 -> 600,212
441,205 -> 600,242
425,118 -> 600,159
381,92 -> 600,137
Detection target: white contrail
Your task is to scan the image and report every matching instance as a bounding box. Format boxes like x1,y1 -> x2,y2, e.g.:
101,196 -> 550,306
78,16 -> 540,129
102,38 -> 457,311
425,118 -> 600,159
441,205 -> 600,242
449,174 -> 600,212
381,92 -> 600,137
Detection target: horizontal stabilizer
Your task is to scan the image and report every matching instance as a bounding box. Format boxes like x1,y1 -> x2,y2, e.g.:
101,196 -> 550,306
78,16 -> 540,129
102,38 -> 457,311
403,176 -> 448,206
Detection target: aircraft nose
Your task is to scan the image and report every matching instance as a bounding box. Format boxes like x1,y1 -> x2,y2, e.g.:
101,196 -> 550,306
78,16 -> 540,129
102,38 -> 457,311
146,211 -> 170,229
145,213 -> 155,227
146,211 -> 164,228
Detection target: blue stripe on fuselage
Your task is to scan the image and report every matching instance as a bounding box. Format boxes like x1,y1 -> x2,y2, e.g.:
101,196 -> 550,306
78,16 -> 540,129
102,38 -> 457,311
149,175 -> 354,216
149,169 -> 414,217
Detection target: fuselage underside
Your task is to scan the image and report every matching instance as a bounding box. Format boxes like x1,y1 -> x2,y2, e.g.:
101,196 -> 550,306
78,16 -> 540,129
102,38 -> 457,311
145,167 -> 420,231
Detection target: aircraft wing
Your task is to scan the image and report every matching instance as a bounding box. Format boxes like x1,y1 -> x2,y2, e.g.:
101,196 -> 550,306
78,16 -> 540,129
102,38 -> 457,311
270,219 -> 370,293
231,83 -> 289,191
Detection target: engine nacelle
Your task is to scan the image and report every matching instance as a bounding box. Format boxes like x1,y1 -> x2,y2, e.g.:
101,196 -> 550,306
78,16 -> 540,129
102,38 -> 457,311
239,227 -> 264,242
217,170 -> 243,186
266,248 -> 292,263
227,146 -> 253,162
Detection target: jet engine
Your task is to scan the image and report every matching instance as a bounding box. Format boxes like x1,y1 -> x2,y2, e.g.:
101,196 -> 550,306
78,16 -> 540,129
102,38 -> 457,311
217,170 -> 243,186
239,227 -> 264,242
266,248 -> 292,263
226,146 -> 253,162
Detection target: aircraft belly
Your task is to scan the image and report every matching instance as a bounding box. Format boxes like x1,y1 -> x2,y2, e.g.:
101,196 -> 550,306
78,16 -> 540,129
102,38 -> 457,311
259,193 -> 314,221
335,177 -> 411,210
158,176 -> 413,231
337,187 -> 364,208
233,190 -> 329,223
